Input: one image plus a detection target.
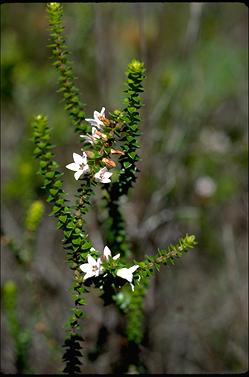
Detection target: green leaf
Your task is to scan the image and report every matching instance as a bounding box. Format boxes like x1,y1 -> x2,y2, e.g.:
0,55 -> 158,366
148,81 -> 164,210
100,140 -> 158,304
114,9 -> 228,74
54,180 -> 62,188
66,221 -> 75,229
64,230 -> 72,239
72,238 -> 82,246
46,171 -> 55,179
49,188 -> 59,196
56,198 -> 64,206
81,242 -> 92,250
123,162 -> 132,169
51,205 -> 61,215
128,152 -> 137,159
59,215 -> 67,223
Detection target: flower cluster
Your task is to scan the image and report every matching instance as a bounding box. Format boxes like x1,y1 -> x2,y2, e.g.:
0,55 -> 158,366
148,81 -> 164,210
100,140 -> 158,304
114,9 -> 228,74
79,246 -> 139,291
66,107 -> 114,183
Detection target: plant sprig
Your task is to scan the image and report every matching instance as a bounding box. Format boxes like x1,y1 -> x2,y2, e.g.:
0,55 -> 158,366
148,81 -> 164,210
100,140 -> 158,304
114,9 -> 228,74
30,3 -> 198,373
47,2 -> 87,135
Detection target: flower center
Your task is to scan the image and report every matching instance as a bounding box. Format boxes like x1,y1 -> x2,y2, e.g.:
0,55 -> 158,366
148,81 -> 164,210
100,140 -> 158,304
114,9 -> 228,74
92,265 -> 98,272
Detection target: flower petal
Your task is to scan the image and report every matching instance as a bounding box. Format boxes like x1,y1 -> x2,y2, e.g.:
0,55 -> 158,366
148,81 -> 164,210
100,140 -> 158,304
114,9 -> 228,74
100,107 -> 105,116
93,111 -> 104,127
100,167 -> 108,174
129,265 -> 139,274
116,268 -> 133,282
113,253 -> 120,260
79,263 -> 91,273
66,163 -> 79,171
73,153 -> 83,164
103,246 -> 112,259
95,269 -> 101,277
87,255 -> 97,266
100,178 -> 111,183
83,271 -> 95,281
74,170 -> 83,180
85,118 -> 96,124
94,110 -> 100,119
92,127 -> 101,139
82,138 -> 94,145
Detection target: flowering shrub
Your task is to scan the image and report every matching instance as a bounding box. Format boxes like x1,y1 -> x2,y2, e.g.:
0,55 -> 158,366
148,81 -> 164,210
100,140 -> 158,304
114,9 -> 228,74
31,3 -> 197,373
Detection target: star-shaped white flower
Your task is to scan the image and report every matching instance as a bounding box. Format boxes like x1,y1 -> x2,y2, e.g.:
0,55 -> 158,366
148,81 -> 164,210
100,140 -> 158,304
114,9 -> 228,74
66,152 -> 90,180
103,246 -> 120,261
85,107 -> 105,129
80,127 -> 101,145
94,167 -> 113,184
116,265 -> 139,291
79,255 -> 102,281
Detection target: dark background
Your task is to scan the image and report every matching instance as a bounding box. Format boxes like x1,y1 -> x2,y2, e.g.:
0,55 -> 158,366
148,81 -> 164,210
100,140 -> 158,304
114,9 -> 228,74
1,3 -> 248,374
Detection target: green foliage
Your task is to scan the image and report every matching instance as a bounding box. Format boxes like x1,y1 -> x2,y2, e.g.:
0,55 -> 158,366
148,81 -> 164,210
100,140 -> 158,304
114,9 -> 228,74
25,200 -> 45,232
124,235 -> 197,345
103,61 -> 145,257
62,333 -> 84,374
126,281 -> 148,344
3,280 -> 32,374
140,234 -> 197,276
110,60 -> 145,197
32,114 -> 94,264
47,2 -> 87,135
2,199 -> 46,266
103,195 -> 130,258
3,236 -> 30,265
32,113 -> 90,372
3,121 -> 42,215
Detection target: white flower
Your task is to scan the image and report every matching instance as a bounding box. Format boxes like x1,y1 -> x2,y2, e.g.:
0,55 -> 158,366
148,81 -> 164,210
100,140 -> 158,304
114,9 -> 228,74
116,265 -> 139,291
103,246 -> 120,261
79,255 -> 102,281
79,246 -> 120,281
66,152 -> 90,180
94,167 -> 113,184
85,107 -> 105,129
80,127 -> 101,145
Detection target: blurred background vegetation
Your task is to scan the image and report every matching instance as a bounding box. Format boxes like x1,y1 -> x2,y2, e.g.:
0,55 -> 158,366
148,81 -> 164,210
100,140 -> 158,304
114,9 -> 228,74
1,3 -> 248,374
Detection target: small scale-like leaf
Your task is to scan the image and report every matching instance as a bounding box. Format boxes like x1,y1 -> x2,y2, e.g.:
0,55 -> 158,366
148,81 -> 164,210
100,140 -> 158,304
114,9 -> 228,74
123,161 -> 132,169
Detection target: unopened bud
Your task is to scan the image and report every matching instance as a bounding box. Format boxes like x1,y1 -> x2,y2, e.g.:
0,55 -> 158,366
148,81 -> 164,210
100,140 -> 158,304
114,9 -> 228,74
102,158 -> 116,169
110,148 -> 125,156
98,115 -> 110,126
100,255 -> 107,262
95,130 -> 108,141
84,150 -> 94,158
